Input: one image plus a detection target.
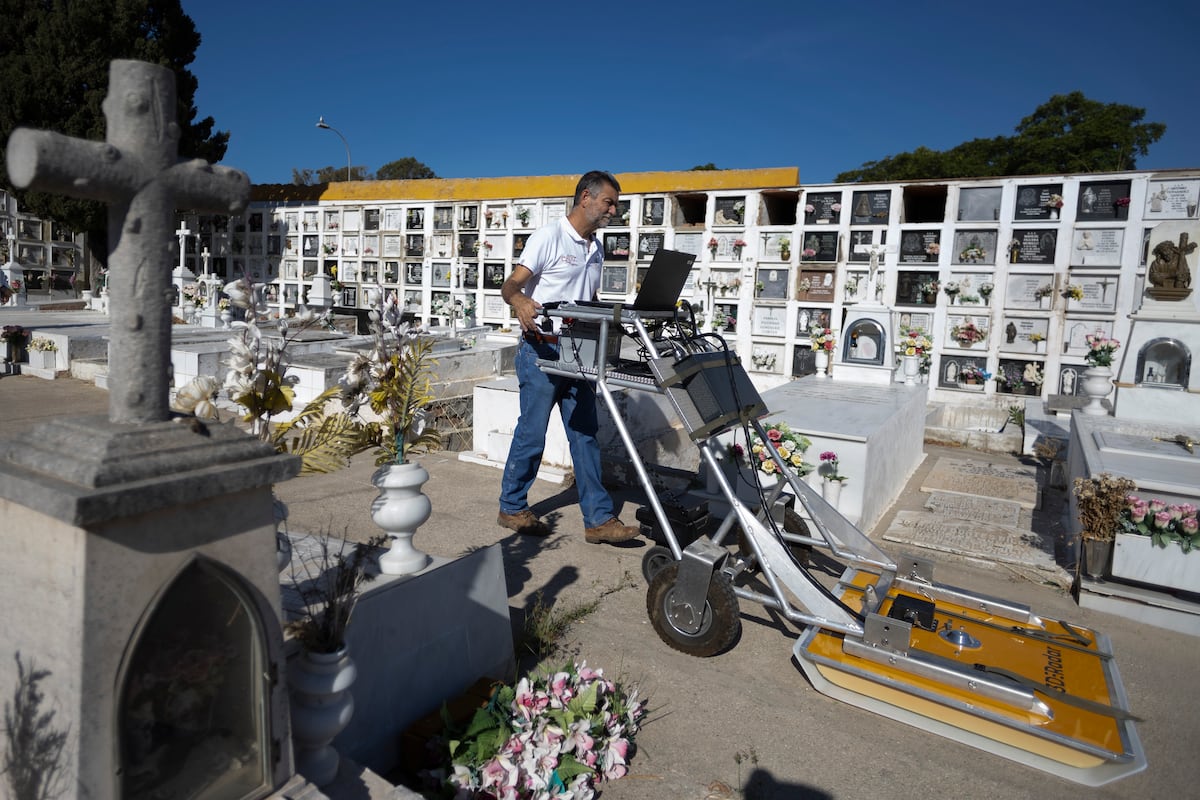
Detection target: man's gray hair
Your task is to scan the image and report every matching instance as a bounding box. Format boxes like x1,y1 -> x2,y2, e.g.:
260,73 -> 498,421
574,170 -> 620,203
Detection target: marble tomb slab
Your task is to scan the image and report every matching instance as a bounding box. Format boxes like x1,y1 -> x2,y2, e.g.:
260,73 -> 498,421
883,510 -> 1062,577
923,491 -> 1023,528
1093,431 -> 1200,464
920,457 -> 1039,509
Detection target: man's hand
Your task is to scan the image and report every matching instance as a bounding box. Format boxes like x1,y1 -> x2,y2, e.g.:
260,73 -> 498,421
510,293 -> 542,332
501,265 -> 541,331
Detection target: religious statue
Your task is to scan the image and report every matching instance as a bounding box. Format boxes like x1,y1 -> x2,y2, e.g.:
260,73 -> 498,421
1147,233 -> 1195,300
1006,322 -> 1018,344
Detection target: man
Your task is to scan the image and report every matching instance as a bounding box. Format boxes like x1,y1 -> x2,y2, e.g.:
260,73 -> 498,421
497,170 -> 639,544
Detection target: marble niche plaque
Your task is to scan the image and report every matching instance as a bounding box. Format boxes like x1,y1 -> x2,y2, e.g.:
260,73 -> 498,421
1065,274 -> 1118,313
674,231 -> 703,256
847,229 -> 885,262
638,232 -> 665,260
800,230 -> 838,262
1077,179 -> 1133,221
751,304 -> 787,337
998,316 -> 1049,354
1069,228 -> 1123,267
899,230 -> 940,264
804,191 -> 842,225
1144,179 -> 1200,220
604,232 -> 631,260
1063,319 -> 1112,357
951,230 -> 998,265
1004,273 -> 1055,310
483,294 -> 507,318
850,190 -> 891,224
1013,183 -> 1062,221
756,266 -> 789,300
1010,229 -> 1057,265
601,265 -> 628,294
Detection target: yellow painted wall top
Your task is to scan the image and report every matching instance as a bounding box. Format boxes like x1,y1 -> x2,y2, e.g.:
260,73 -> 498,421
251,167 -> 800,203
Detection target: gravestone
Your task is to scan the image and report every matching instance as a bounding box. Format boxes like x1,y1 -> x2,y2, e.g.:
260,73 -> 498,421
923,491 -> 1022,527
0,60 -> 302,797
920,457 -> 1039,509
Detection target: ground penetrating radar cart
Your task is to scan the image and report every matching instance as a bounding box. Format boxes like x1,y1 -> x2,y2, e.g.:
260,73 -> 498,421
537,300 -> 1145,787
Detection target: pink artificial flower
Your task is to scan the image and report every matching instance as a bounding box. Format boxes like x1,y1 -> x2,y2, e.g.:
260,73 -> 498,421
480,756 -> 518,795
1129,503 -> 1147,524
563,720 -> 595,755
1168,504 -> 1184,522
1180,503 -> 1197,516
820,451 -> 837,462
1154,511 -> 1172,529
602,737 -> 630,780
1149,499 -> 1167,513
1182,516 -> 1199,536
767,429 -> 783,442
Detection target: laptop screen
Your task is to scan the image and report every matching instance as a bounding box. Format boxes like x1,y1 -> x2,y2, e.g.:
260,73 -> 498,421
631,249 -> 696,311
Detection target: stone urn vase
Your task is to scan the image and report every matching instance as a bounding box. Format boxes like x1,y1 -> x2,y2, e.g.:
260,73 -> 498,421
289,646 -> 357,786
902,355 -> 920,386
1081,366 -> 1113,416
371,462 -> 432,575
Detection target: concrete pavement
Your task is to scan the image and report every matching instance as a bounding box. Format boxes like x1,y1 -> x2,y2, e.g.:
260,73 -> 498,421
1,370 -> 1196,799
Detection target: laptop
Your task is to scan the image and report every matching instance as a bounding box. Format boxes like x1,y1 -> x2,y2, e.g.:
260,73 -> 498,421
575,248 -> 696,316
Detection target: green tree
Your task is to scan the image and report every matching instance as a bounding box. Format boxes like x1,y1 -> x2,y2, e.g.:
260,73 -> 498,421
291,165 -> 371,185
0,0 -> 228,265
375,157 -> 437,180
836,92 -> 1165,182
690,163 -> 719,171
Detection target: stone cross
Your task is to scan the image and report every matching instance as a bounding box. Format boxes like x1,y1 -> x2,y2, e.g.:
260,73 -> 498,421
200,245 -> 211,278
175,221 -> 192,271
5,60 -> 249,423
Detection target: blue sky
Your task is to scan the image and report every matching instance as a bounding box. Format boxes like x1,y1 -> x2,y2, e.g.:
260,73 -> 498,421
183,0 -> 1199,186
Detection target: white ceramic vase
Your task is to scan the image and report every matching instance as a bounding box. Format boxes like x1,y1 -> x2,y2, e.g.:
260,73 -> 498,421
289,646 -> 357,787
371,462 -> 432,575
814,349 -> 829,377
1081,366 -> 1113,416
822,478 -> 843,509
902,355 -> 920,386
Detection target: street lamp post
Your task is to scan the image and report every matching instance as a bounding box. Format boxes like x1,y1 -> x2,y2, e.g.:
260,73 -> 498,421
316,116 -> 352,182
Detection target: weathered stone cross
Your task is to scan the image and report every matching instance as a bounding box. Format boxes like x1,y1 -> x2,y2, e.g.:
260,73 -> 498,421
5,59 -> 249,423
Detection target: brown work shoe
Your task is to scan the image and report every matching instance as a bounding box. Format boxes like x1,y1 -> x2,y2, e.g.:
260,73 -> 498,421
584,518 -> 641,544
497,509 -> 550,536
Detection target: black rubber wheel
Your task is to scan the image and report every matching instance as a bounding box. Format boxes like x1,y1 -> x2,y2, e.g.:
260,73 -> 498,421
646,562 -> 740,657
641,545 -> 675,583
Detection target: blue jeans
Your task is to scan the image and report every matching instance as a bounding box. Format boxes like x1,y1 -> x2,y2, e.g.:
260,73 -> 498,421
499,339 -> 614,528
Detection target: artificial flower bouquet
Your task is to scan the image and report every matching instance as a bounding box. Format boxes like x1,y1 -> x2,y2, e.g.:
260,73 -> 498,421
950,320 -> 987,347
1046,193 -> 1064,209
735,422 -> 812,477
1084,332 -> 1121,367
820,450 -> 846,482
434,661 -> 646,800
897,326 -> 932,356
810,327 -> 836,352
1119,496 -> 1200,553
1063,284 -> 1084,301
958,363 -> 991,383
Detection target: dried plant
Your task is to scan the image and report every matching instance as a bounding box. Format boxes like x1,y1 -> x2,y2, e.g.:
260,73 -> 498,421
285,532 -> 388,653
1073,472 -> 1136,542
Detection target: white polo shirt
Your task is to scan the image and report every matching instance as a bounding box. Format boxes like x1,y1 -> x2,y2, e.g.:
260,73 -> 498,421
518,217 -> 603,307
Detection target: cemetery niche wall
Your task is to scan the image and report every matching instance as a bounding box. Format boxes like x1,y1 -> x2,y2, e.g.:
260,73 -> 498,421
207,166 -> 1200,400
